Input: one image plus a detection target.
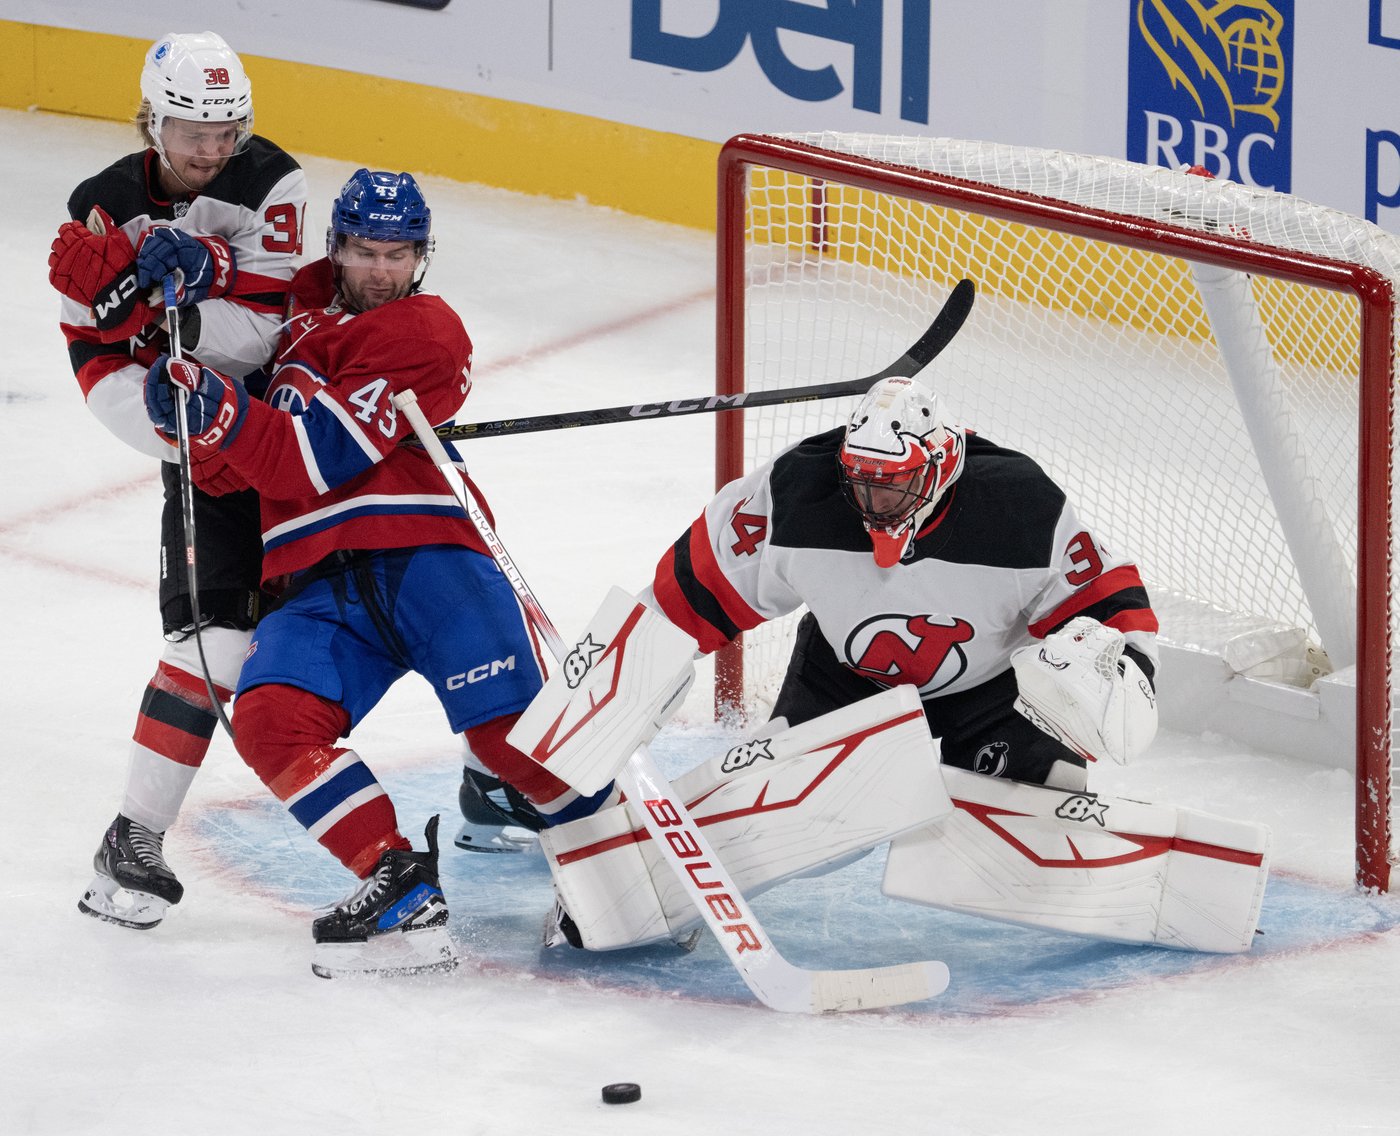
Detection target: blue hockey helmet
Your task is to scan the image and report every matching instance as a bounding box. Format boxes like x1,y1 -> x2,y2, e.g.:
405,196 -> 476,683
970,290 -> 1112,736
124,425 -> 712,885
329,168 -> 432,244
327,168 -> 434,296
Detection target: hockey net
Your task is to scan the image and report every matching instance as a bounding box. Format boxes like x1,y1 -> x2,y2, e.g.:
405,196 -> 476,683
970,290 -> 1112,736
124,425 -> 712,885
713,132 -> 1398,891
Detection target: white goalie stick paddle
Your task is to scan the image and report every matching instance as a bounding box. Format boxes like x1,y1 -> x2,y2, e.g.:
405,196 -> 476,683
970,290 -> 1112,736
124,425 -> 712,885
392,389 -> 950,1013
428,277 -> 976,444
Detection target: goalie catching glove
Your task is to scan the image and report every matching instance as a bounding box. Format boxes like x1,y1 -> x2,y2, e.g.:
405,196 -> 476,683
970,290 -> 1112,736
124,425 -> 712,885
143,354 -> 248,453
1010,616 -> 1157,765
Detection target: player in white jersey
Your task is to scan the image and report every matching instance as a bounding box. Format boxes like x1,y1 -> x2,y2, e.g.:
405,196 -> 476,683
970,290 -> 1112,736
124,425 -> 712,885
47,32 -> 308,930
647,375 -> 1161,790
520,374 -> 1177,956
516,373 -> 1283,962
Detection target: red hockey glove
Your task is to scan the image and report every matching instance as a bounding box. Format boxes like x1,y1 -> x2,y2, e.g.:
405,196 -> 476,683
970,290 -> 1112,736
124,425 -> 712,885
190,448 -> 252,495
48,206 -> 157,341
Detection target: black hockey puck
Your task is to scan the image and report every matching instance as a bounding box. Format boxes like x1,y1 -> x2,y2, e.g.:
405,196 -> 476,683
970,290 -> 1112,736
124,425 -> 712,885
601,1082 -> 641,1105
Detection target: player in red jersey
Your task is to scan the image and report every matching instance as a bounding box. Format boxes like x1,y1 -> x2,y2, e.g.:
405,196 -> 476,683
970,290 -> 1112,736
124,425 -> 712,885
48,32 -> 307,931
142,169 -> 612,976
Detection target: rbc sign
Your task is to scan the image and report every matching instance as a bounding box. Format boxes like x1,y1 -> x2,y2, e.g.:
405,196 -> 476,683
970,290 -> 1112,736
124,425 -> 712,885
631,0 -> 932,124
1367,1 -> 1400,224
1127,0 -> 1294,191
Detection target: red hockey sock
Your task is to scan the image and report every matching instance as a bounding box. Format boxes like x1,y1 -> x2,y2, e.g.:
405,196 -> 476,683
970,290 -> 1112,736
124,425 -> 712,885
233,684 -> 409,877
131,660 -> 221,769
466,712 -> 582,813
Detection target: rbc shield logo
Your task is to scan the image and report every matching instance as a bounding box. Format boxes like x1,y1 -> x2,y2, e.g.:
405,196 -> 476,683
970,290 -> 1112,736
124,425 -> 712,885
1127,0 -> 1293,191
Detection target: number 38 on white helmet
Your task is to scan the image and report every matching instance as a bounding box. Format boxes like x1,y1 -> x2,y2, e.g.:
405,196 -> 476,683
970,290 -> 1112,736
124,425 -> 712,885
139,32 -> 254,160
839,377 -> 966,568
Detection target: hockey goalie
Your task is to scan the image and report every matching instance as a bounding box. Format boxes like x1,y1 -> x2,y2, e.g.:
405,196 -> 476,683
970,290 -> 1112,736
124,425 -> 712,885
506,376 -> 1271,956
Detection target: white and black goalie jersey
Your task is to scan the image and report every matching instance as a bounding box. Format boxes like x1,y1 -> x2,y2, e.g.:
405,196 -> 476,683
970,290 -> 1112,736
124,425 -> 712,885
649,427 -> 1159,701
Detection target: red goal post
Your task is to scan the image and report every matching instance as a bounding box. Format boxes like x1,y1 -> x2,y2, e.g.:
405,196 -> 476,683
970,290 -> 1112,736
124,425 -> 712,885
712,132 -> 1397,892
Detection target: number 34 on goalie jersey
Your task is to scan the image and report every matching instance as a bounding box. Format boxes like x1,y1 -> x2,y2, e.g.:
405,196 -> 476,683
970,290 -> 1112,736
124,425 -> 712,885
648,429 -> 1159,698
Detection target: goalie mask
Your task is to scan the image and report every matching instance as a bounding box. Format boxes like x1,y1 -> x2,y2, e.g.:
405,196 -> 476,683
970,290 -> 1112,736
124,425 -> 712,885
839,377 -> 965,568
140,33 -> 254,162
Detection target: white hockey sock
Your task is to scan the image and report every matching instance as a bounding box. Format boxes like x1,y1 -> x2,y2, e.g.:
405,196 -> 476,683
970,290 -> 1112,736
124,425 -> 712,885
121,746 -> 201,832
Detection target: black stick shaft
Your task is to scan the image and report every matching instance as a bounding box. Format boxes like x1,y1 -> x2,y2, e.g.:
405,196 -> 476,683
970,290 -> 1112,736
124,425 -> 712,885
163,279 -> 236,740
432,278 -> 975,444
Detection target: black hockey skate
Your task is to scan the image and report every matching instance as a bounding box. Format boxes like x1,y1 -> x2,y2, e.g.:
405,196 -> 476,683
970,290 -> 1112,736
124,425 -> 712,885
542,891 -> 702,953
78,814 -> 184,930
311,815 -> 458,979
542,894 -> 584,949
454,764 -> 545,854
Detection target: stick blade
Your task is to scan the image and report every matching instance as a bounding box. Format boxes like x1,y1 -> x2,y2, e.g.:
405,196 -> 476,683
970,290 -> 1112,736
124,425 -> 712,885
806,960 -> 951,1013
875,277 -> 976,381
750,954 -> 951,1014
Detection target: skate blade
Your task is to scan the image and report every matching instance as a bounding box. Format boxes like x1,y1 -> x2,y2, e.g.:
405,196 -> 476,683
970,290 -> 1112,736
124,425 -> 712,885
78,874 -> 169,930
453,821 -> 538,854
311,924 -> 459,979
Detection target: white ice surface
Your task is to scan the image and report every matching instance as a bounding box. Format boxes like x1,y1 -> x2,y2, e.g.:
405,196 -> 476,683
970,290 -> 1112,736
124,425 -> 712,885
1,110 -> 1397,1136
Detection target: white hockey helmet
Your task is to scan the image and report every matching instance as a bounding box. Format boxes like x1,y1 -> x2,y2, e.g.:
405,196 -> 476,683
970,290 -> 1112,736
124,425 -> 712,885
839,377 -> 965,567
140,32 -> 253,155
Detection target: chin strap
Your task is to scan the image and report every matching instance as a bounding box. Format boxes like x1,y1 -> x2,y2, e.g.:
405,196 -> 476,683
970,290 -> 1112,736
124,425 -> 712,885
864,487 -> 946,567
867,523 -> 912,568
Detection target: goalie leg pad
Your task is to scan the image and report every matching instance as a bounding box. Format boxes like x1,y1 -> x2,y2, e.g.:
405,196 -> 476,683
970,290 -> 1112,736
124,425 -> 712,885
541,685 -> 952,950
882,766 -> 1270,953
508,587 -> 697,796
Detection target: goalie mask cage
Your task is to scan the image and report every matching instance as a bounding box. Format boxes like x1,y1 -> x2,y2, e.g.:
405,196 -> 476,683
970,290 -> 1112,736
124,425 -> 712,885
713,132 -> 1397,892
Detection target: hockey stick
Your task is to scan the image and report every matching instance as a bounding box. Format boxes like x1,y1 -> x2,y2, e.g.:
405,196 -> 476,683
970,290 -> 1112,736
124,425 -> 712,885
163,279 -> 236,740
393,388 -> 949,1013
429,277 -> 976,443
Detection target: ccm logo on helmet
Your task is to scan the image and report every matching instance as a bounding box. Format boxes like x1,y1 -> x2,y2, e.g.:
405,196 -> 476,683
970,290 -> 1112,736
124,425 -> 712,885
446,656 -> 516,689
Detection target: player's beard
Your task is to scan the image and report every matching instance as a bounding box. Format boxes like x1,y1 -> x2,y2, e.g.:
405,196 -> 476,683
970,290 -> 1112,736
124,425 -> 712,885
341,272 -> 413,313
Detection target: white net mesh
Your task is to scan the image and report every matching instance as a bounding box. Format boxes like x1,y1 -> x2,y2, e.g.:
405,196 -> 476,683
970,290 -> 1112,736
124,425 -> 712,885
718,133 -> 1398,885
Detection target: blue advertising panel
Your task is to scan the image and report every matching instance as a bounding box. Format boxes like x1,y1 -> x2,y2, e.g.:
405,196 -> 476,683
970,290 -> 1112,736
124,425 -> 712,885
1127,0 -> 1293,191
631,0 -> 932,126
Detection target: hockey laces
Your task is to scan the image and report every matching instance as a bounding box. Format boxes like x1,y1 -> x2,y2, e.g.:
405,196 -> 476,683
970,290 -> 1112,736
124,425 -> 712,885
126,821 -> 172,871
337,858 -> 395,916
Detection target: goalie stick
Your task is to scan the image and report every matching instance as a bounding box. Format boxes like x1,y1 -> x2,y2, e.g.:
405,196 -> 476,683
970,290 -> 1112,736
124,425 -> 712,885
392,388 -> 950,1013
428,277 -> 976,444
161,276 -> 235,740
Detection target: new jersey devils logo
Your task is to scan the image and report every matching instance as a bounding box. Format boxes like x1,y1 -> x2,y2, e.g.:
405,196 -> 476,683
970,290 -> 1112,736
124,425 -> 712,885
974,740 -> 1009,777
844,614 -> 974,692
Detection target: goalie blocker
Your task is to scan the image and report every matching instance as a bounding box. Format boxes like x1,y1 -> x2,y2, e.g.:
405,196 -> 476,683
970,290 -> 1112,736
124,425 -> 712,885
507,586 -> 697,797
